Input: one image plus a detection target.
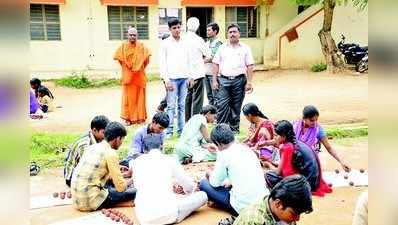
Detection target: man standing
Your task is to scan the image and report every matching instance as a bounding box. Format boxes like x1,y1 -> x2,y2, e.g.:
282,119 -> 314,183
114,27 -> 151,126
204,22 -> 223,107
159,19 -> 191,138
185,17 -> 211,121
212,24 -> 255,133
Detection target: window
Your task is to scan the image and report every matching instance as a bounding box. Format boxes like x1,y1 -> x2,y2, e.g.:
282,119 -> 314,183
157,8 -> 182,39
30,4 -> 61,41
108,6 -> 149,40
225,7 -> 258,38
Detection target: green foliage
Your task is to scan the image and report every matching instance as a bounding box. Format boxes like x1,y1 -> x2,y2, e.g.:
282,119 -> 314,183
289,0 -> 368,9
30,132 -> 78,168
311,62 -> 327,72
54,73 -> 120,89
52,73 -> 161,89
326,126 -> 368,139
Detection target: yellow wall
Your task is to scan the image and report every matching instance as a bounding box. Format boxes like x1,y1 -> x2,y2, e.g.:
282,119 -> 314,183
29,0 -> 272,78
268,0 -> 297,35
280,4 -> 368,68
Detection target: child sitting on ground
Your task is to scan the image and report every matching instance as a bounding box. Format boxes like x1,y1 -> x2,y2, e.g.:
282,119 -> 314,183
37,86 -> 54,113
30,78 -> 54,99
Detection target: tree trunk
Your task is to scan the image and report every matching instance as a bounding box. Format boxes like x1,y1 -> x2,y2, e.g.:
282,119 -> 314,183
318,0 -> 345,73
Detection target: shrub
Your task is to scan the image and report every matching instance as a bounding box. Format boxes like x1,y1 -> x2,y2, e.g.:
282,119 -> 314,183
311,63 -> 327,72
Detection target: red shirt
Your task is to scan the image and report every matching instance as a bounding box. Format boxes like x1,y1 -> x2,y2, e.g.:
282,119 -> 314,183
279,143 -> 298,177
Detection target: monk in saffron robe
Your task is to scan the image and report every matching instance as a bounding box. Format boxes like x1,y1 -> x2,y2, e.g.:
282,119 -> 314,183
114,27 -> 151,125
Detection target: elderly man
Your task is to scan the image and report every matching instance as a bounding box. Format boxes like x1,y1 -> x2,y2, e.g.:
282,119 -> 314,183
114,27 -> 151,126
185,17 -> 211,121
212,24 -> 255,133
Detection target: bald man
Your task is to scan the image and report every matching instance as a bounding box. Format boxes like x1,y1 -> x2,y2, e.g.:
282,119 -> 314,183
114,27 -> 151,125
185,17 -> 211,121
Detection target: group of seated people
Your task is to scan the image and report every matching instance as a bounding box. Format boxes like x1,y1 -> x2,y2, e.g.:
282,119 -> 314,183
29,78 -> 55,115
63,103 -> 352,225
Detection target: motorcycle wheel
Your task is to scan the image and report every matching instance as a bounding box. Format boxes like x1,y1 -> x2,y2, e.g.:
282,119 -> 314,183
356,60 -> 368,73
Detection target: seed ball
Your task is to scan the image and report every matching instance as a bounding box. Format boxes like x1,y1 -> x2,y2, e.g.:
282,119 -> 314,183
60,192 -> 66,199
328,183 -> 333,187
335,169 -> 339,174
115,216 -> 120,222
344,175 -> 348,179
101,209 -> 107,214
110,214 -> 116,220
105,212 -> 111,217
349,181 -> 354,186
360,168 -> 365,173
67,192 -> 72,198
52,192 -> 59,198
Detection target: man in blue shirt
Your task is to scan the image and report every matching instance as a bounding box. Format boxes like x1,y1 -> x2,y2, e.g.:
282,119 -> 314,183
120,112 -> 169,168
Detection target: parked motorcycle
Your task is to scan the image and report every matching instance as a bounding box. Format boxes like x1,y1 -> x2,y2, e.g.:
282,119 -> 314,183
337,35 -> 368,73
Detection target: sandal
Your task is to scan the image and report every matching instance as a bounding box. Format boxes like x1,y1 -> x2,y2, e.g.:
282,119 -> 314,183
30,161 -> 40,176
218,216 -> 236,225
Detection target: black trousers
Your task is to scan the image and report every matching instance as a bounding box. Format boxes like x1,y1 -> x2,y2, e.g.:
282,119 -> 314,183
204,75 -> 217,107
216,75 -> 246,133
185,77 -> 204,121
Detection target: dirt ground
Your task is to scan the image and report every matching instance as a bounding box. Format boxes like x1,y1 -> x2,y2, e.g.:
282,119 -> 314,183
29,70 -> 368,225
30,70 -> 368,133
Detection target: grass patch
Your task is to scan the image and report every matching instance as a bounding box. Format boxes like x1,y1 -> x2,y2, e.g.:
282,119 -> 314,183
325,126 -> 368,139
30,124 -> 367,169
311,62 -> 327,72
50,73 -> 161,89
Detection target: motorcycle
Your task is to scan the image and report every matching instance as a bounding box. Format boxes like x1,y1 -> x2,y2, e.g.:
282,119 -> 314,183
337,34 -> 368,73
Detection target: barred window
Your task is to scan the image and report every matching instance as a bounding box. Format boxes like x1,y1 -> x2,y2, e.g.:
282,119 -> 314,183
108,6 -> 149,40
225,7 -> 258,38
30,4 -> 61,41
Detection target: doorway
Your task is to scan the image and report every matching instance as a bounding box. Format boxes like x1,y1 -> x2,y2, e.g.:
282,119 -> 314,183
186,7 -> 213,40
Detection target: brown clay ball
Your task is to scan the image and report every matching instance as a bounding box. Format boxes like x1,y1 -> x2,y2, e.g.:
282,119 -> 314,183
360,168 -> 365,173
328,183 -> 333,187
110,214 -> 116,220
52,192 -> 59,198
335,169 -> 339,174
349,181 -> 354,186
344,175 -> 349,179
60,192 -> 66,199
114,216 -> 120,222
101,209 -> 107,214
67,192 -> 72,198
105,212 -> 111,217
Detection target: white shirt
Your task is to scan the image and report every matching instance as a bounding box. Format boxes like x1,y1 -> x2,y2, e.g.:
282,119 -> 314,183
213,41 -> 255,77
159,36 -> 191,82
209,142 -> 269,212
133,149 -> 195,225
185,31 -> 211,80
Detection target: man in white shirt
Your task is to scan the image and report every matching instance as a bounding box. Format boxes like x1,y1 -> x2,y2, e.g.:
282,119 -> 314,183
185,17 -> 211,122
133,133 -> 208,225
212,24 -> 255,134
159,18 -> 191,138
199,124 -> 269,216
204,22 -> 223,107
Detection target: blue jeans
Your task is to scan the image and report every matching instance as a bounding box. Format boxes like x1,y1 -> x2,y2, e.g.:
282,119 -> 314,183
166,78 -> 188,136
98,185 -> 137,209
199,179 -> 239,216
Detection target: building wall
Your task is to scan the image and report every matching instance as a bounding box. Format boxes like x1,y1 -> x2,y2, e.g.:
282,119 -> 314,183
268,0 -> 297,35
280,4 -> 368,69
30,0 -> 267,79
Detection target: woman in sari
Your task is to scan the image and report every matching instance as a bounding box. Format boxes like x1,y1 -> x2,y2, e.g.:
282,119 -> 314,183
293,105 -> 351,172
242,103 -> 277,162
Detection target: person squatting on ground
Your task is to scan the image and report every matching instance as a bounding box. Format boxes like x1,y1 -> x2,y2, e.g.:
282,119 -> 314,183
175,105 -> 218,164
133,133 -> 208,224
71,122 -> 136,211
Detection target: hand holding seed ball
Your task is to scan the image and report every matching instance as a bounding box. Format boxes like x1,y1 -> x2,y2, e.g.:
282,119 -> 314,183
173,184 -> 185,194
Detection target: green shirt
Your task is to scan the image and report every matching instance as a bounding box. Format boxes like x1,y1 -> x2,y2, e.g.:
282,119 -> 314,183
233,195 -> 296,225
